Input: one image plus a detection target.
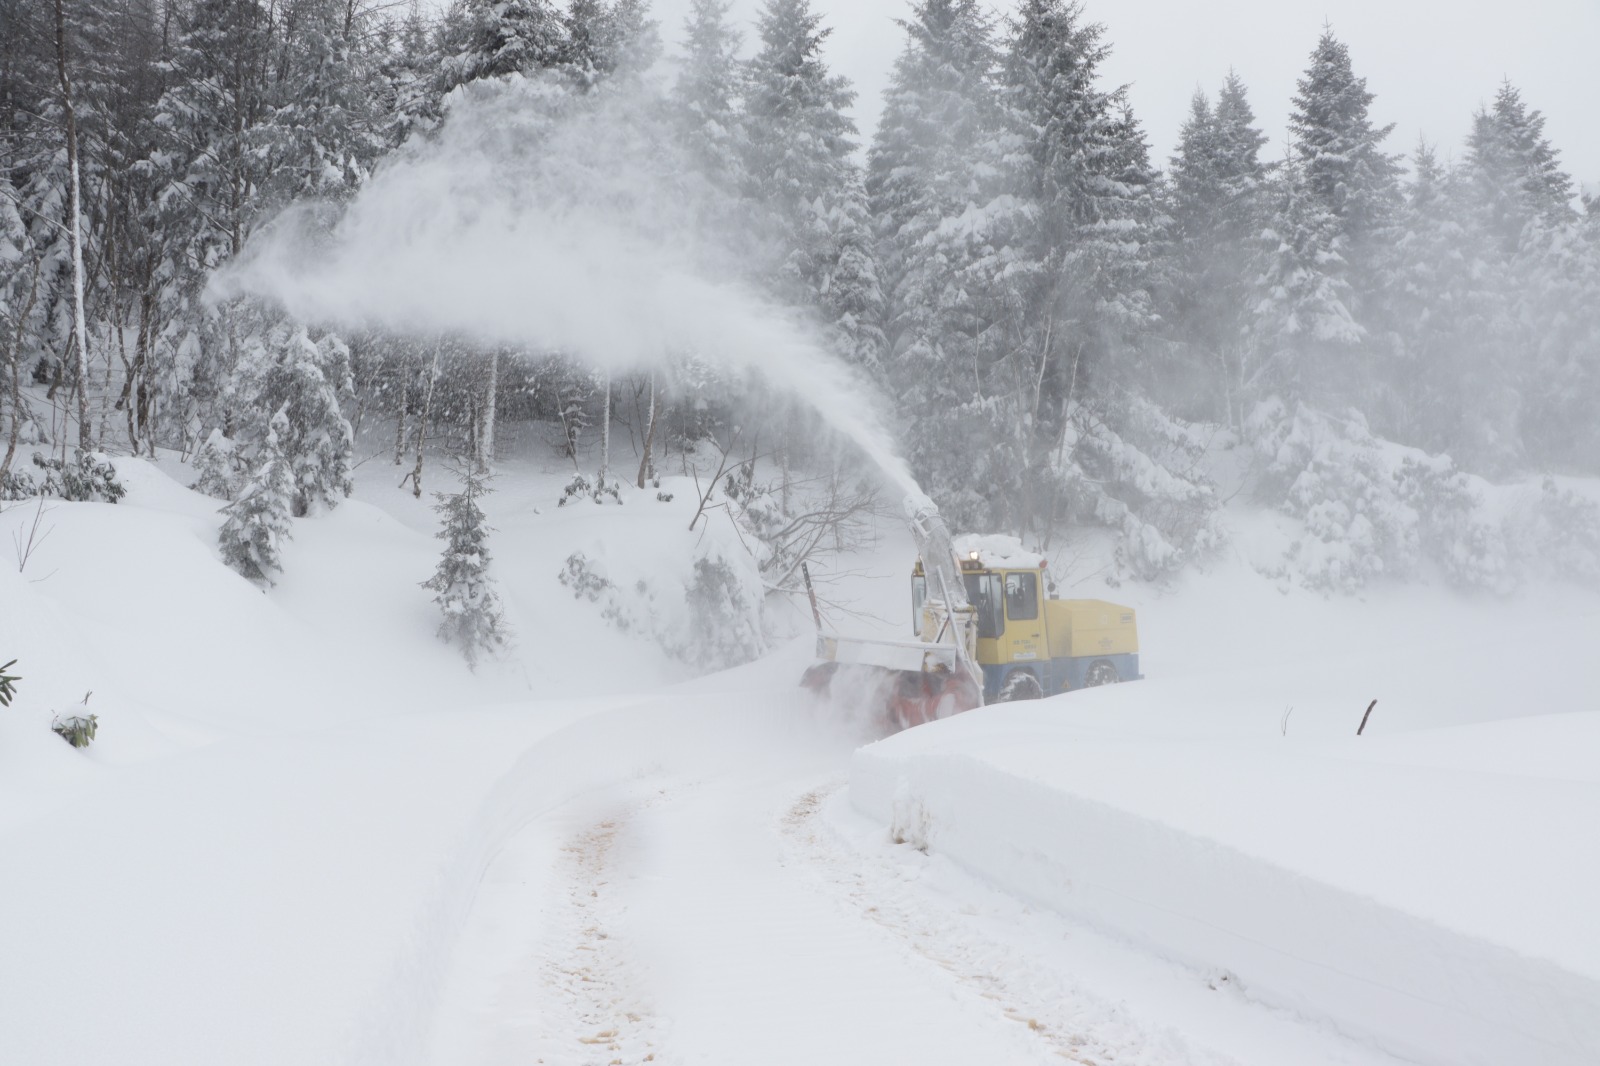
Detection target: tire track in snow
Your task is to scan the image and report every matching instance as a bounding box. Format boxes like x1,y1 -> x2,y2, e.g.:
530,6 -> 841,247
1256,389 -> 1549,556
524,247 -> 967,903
528,797 -> 665,1066
540,809 -> 659,1056
780,784 -> 1237,1066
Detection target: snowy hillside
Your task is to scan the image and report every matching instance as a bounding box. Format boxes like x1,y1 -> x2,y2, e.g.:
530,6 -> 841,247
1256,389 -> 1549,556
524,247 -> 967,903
3,448 -> 1597,1066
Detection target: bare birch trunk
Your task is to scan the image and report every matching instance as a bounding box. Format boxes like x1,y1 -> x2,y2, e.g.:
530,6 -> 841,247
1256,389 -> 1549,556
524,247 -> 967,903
635,373 -> 656,488
393,353 -> 409,465
405,345 -> 440,498
476,349 -> 498,473
55,0 -> 91,452
598,368 -> 611,486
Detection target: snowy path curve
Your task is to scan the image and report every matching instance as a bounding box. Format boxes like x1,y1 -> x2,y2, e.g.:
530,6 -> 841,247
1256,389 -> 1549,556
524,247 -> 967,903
427,694 -> 1404,1066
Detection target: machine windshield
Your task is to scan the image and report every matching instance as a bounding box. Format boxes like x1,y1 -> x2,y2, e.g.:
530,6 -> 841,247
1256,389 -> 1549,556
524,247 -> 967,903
963,573 -> 1004,639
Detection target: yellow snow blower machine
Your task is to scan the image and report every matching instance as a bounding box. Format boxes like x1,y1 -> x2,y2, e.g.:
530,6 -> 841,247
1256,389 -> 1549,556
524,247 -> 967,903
802,498 -> 1140,731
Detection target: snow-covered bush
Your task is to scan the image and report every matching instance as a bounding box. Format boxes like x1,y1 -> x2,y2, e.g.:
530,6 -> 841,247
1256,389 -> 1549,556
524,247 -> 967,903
559,538 -> 767,676
667,548 -> 765,673
1514,479 -> 1600,588
1394,456 -> 1514,593
557,552 -> 646,634
556,471 -> 621,506
1251,400 -> 1561,594
0,466 -> 34,501
5,450 -> 127,504
52,713 -> 98,749
423,469 -> 508,669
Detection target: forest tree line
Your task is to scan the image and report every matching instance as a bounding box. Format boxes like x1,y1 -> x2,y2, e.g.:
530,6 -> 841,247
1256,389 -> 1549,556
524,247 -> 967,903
2,0 -> 1597,593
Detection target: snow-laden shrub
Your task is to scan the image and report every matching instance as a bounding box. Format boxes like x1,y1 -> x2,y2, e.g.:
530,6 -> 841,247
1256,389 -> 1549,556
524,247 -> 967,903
668,548 -> 766,673
1514,479 -> 1600,588
0,466 -> 35,501
559,540 -> 767,675
557,552 -> 644,633
1251,400 -> 1551,594
5,450 -> 126,503
52,713 -> 98,748
557,471 -> 621,506
1394,456 -> 1515,593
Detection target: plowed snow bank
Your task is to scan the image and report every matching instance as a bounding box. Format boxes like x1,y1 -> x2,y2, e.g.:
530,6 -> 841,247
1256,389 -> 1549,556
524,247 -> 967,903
852,706 -> 1600,1066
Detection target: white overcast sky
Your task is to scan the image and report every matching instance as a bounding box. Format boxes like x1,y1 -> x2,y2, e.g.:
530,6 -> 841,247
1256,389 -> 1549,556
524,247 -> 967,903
649,0 -> 1600,194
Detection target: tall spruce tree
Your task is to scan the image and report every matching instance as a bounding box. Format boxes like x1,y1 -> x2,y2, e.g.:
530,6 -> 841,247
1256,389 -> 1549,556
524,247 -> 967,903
1465,81 -> 1577,255
1164,72 -> 1267,426
866,0 -> 1002,529
867,0 -> 997,350
1254,28 -> 1398,414
986,0 -> 1165,538
671,0 -> 749,262
743,0 -> 884,373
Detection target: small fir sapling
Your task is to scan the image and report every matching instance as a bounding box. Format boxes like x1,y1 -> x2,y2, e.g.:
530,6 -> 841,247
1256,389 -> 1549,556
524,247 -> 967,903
423,465 -> 508,668
0,658 -> 19,706
218,409 -> 296,586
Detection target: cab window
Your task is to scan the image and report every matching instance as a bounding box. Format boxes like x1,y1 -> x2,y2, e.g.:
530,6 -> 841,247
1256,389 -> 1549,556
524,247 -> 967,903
910,575 -> 926,635
963,573 -> 1004,639
1004,572 -> 1038,621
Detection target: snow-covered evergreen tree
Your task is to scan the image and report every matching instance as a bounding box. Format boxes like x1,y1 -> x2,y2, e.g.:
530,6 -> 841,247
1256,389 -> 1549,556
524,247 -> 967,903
440,0 -> 562,88
256,325 -> 355,517
560,0 -> 659,87
380,4 -> 449,148
257,0 -> 385,214
742,0 -> 884,372
1249,154 -> 1363,408
1465,82 -> 1577,255
1251,29 -> 1397,422
1164,72 -> 1268,425
219,409 -> 295,586
673,0 -> 746,201
423,466 -> 508,669
1514,211 -> 1600,468
1388,141 -> 1515,465
867,0 -> 997,359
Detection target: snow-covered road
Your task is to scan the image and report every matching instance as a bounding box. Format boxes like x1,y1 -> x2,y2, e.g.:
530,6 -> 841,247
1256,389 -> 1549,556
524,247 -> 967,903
425,688 -> 1406,1066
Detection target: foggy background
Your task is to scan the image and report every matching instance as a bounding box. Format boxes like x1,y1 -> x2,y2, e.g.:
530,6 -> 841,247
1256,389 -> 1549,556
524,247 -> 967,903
652,0 -> 1600,193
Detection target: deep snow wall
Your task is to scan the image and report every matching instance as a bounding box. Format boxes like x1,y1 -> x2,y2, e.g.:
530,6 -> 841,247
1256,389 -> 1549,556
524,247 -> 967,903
851,743 -> 1600,1066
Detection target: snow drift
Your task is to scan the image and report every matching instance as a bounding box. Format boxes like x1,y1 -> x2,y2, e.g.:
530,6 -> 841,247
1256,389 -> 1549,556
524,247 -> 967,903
852,700 -> 1600,1066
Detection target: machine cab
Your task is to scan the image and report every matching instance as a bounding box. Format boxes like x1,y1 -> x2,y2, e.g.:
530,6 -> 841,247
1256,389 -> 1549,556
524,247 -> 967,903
912,550 -> 1049,668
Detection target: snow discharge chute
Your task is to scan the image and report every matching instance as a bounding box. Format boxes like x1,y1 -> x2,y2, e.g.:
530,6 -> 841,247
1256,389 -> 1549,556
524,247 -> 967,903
801,496 -> 984,732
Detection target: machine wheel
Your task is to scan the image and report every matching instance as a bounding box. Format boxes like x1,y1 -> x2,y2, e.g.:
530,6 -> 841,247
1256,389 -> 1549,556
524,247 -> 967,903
1085,660 -> 1120,687
997,670 -> 1044,702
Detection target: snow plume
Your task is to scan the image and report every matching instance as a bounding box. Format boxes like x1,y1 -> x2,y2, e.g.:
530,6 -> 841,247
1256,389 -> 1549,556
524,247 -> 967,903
215,74 -> 923,501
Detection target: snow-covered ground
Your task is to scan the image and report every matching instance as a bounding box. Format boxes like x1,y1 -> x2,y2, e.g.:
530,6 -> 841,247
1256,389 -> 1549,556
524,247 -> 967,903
2,441 -> 1596,1065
